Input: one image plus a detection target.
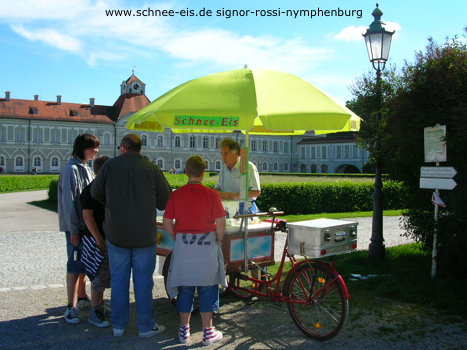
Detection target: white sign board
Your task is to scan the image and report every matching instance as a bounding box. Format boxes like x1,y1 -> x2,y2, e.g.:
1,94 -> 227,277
421,167 -> 457,178
420,178 -> 457,190
424,125 -> 447,162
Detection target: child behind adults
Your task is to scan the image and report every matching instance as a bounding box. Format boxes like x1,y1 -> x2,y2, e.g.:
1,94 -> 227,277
80,155 -> 111,327
163,155 -> 227,345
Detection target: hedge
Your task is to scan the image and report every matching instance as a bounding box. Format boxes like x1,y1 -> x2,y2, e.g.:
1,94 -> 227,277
255,181 -> 406,215
0,175 -> 59,193
3,175 -> 407,216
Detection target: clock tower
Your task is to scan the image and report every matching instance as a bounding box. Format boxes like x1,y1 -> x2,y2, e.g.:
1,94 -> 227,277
120,69 -> 146,95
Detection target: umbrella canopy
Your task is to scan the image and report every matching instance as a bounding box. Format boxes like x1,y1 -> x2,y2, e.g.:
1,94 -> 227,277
126,68 -> 360,135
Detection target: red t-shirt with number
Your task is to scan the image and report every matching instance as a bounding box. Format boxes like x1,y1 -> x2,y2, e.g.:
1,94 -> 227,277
164,184 -> 226,234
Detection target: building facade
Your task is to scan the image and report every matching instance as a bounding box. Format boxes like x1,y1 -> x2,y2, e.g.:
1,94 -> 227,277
0,73 -> 369,174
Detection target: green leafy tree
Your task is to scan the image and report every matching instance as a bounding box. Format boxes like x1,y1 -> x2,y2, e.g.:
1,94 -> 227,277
348,31 -> 467,275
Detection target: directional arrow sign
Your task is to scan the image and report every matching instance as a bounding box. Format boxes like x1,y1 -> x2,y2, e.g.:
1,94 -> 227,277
420,178 -> 457,190
421,167 -> 457,178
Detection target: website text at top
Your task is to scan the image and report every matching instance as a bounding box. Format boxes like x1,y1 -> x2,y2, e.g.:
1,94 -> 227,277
105,7 -> 363,20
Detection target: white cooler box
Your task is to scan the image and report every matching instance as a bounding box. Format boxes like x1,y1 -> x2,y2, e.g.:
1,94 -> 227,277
288,219 -> 358,258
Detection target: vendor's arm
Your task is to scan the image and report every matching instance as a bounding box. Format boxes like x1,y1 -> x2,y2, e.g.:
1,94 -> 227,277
163,217 -> 176,241
83,209 -> 106,250
217,189 -> 261,201
215,216 -> 226,245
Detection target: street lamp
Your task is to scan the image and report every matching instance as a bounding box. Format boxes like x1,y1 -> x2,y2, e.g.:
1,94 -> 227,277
363,3 -> 394,261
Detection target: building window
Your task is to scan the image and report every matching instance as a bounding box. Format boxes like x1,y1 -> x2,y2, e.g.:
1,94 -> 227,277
103,132 -> 111,145
322,164 -> 328,173
262,162 -> 268,171
174,159 -> 181,170
345,145 -> 350,158
203,136 -> 209,149
240,139 -> 245,147
0,127 -> 6,141
284,162 -> 289,171
0,155 -> 5,166
51,129 -> 60,143
300,147 -> 305,158
353,145 -> 359,158
311,164 -> 317,173
157,159 -> 163,169
215,137 -> 221,149
322,146 -> 327,159
33,156 -> 41,167
175,136 -> 181,148
33,129 -> 43,142
284,142 -> 288,153
273,142 -> 278,153
336,146 -> 342,158
262,141 -> 268,152
311,146 -> 316,159
52,157 -> 59,166
273,162 -> 278,171
69,130 -> 77,144
190,136 -> 196,148
15,156 -> 23,167
205,160 -> 209,170
251,140 -> 257,151
16,128 -> 25,142
215,161 -> 221,170
141,134 -> 148,146
157,135 -> 164,147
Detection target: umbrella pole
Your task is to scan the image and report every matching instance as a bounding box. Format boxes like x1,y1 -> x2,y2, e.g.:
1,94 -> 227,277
243,132 -> 250,272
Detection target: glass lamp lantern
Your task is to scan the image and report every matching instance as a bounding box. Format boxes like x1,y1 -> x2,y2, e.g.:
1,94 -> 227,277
363,4 -> 395,71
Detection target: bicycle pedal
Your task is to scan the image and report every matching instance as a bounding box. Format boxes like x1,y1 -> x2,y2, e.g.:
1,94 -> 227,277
237,274 -> 249,281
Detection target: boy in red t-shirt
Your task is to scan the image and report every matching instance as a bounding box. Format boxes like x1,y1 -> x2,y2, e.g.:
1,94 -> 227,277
163,155 -> 226,345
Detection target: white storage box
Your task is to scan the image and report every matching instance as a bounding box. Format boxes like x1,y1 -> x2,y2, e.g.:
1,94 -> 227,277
288,219 -> 358,258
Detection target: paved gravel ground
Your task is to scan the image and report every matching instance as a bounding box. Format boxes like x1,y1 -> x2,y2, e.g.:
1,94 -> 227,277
0,191 -> 466,349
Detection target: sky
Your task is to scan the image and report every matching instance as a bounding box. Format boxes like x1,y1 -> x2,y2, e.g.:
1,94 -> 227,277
0,0 -> 466,108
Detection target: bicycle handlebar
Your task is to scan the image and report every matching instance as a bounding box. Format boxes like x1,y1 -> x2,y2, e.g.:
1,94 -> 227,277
232,211 -> 285,219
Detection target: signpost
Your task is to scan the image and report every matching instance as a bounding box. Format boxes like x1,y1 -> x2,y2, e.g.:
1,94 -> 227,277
421,125 -> 455,278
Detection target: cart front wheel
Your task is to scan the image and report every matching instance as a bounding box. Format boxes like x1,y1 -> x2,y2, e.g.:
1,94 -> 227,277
284,262 -> 348,341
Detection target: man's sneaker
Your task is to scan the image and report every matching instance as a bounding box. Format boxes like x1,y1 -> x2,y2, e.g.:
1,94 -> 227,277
202,327 -> 222,345
178,325 -> 190,343
113,328 -> 125,337
64,305 -> 80,324
139,324 -> 166,338
88,308 -> 110,328
77,296 -> 91,309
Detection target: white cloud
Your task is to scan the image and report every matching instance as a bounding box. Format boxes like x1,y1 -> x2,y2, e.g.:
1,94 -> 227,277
2,0 -> 335,74
332,25 -> 367,42
11,24 -> 83,52
333,22 -> 402,42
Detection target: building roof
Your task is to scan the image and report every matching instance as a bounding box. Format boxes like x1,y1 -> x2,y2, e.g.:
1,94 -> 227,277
0,93 -> 151,124
298,132 -> 357,145
125,74 -> 146,86
114,93 -> 151,120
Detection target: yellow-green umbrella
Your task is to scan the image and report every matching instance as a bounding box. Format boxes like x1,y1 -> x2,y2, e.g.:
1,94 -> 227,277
126,68 -> 360,135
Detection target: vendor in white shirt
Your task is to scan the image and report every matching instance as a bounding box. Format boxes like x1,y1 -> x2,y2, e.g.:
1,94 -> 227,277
214,137 -> 261,214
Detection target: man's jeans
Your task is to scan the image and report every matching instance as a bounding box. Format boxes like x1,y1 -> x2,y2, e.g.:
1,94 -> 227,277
107,241 -> 157,332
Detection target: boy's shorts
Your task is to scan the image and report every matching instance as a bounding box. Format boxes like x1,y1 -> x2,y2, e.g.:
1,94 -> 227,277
91,248 -> 111,292
65,231 -> 85,274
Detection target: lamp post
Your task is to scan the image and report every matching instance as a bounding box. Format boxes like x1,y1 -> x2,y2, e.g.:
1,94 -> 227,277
363,3 -> 394,261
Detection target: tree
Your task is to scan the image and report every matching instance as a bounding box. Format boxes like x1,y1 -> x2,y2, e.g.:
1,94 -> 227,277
348,31 -> 467,275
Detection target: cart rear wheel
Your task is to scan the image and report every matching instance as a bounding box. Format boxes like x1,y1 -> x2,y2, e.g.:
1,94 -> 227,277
284,262 -> 348,340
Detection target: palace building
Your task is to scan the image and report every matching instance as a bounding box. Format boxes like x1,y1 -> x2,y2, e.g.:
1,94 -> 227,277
0,72 -> 368,174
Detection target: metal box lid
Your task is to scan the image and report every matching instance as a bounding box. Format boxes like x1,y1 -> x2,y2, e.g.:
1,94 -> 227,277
288,219 -> 358,258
